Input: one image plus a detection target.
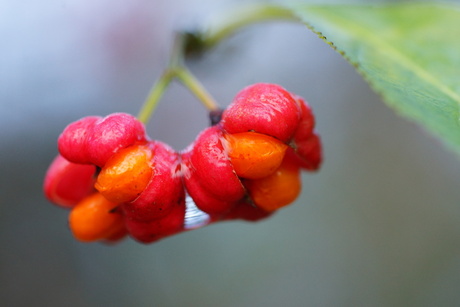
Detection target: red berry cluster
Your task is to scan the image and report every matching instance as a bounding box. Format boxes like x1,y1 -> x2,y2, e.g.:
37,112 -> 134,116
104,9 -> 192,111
44,83 -> 322,244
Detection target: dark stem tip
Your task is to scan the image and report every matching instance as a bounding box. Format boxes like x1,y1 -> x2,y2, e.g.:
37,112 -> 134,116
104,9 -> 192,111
209,109 -> 224,126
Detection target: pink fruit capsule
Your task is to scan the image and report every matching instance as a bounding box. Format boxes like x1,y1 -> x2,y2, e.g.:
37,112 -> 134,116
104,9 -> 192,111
43,154 -> 96,208
223,200 -> 273,222
87,113 -> 147,167
221,83 -> 301,142
181,126 -> 245,214
182,153 -> 237,215
289,95 -> 322,171
122,141 -> 185,221
292,96 -> 315,141
288,133 -> 322,171
125,201 -> 186,244
57,116 -> 101,164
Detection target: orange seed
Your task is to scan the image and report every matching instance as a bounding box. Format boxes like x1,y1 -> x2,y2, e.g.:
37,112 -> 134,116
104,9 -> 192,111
95,144 -> 153,203
245,158 -> 301,212
224,131 -> 288,179
68,192 -> 124,242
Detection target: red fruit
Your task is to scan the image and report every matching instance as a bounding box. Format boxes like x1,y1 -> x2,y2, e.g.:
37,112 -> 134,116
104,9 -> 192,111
103,224 -> 128,243
182,126 -> 245,215
45,82 -> 323,245
188,126 -> 245,200
43,154 -> 96,208
57,113 -> 147,167
288,95 -> 322,171
221,83 -> 301,142
292,96 -> 315,141
224,200 -> 273,222
87,113 -> 147,167
182,154 -> 237,215
122,141 -> 185,221
57,116 -> 101,164
125,201 -> 186,244
288,133 -> 322,171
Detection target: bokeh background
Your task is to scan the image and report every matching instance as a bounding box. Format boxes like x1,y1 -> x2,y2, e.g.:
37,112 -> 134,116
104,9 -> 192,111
2,0 -> 460,306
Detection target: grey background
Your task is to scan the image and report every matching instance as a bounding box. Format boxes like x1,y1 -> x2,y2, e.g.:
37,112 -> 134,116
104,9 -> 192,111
2,0 -> 460,306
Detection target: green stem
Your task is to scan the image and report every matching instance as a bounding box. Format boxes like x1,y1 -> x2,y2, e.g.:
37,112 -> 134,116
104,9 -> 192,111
138,4 -> 296,123
176,67 -> 219,112
137,66 -> 219,124
137,70 -> 175,124
202,4 -> 299,50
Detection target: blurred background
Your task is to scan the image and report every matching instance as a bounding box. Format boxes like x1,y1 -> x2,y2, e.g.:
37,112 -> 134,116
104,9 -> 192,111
2,0 -> 460,306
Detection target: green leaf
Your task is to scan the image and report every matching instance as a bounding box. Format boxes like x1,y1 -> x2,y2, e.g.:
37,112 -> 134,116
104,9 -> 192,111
289,3 -> 460,153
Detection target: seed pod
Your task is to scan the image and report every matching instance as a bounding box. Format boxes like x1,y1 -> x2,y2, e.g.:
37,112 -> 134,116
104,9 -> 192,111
182,125 -> 246,215
221,83 -> 301,142
122,141 -> 185,221
43,154 -> 96,208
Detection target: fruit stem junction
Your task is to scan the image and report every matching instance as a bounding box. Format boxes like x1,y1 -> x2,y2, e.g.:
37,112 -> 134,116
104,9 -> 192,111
137,70 -> 175,124
138,4 -> 298,125
137,33 -> 219,125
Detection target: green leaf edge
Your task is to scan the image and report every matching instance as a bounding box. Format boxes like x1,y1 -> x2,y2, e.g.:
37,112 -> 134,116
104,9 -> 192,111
287,2 -> 460,154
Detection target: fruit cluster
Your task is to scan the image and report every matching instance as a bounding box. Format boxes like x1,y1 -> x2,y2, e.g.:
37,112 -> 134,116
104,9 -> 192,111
43,83 -> 322,244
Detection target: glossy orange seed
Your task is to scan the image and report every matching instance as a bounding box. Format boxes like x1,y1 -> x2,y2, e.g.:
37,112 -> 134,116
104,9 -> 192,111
224,131 -> 288,179
68,192 -> 124,242
95,144 -> 153,203
245,158 -> 301,212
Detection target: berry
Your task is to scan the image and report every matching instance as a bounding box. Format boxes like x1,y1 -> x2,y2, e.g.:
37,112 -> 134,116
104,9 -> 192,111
44,82 -> 322,245
224,200 -> 273,222
244,157 -> 301,212
68,192 -> 125,242
103,224 -> 128,243
86,113 -> 147,167
182,125 -> 245,214
58,113 -> 147,167
122,141 -> 184,221
57,116 -> 101,164
292,96 -> 315,140
125,200 -> 186,244
95,144 -> 153,203
43,154 -> 96,208
182,154 -> 238,215
289,96 -> 322,171
223,131 -> 288,179
221,83 -> 301,142
287,133 -> 322,171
